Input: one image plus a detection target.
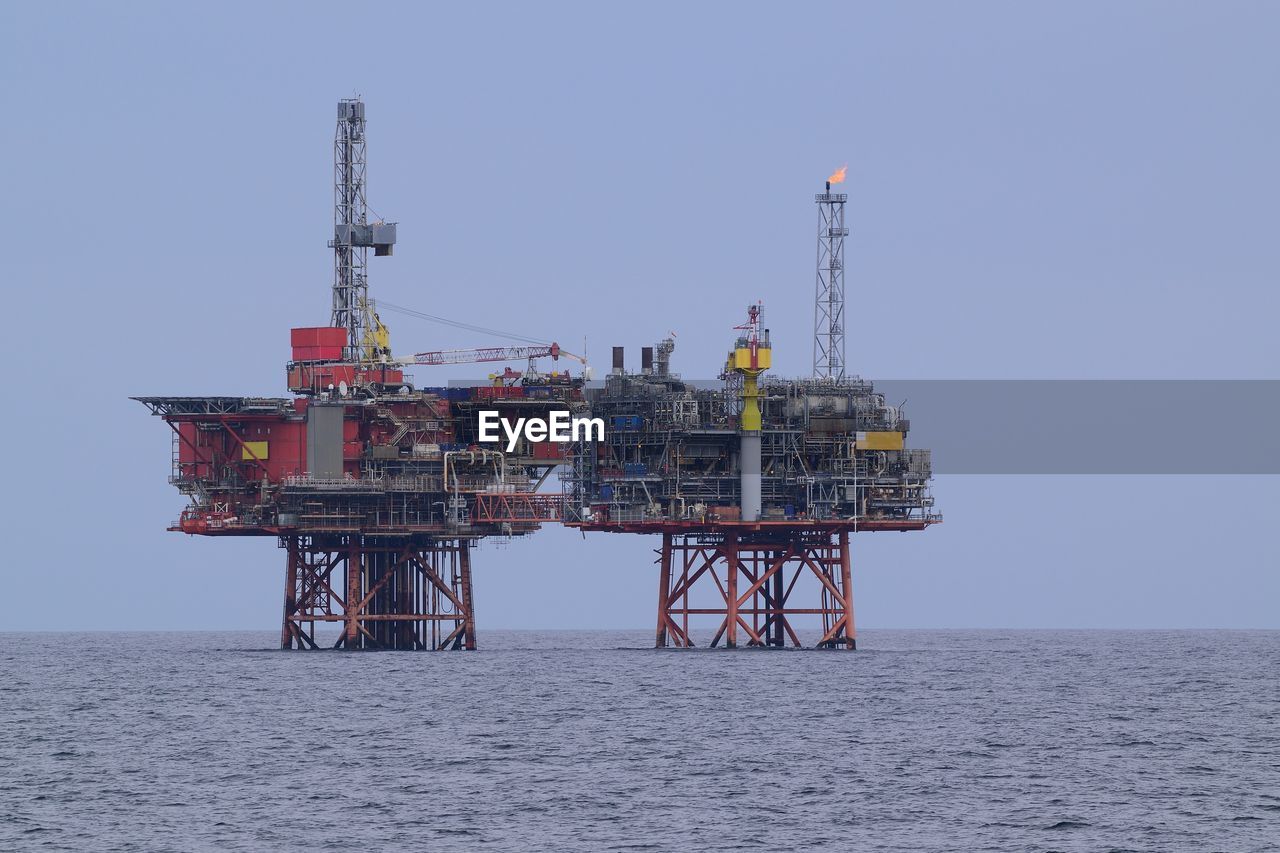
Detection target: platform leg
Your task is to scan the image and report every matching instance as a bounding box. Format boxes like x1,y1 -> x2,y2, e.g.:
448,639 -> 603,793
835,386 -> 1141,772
656,533 -> 672,648
839,530 -> 856,650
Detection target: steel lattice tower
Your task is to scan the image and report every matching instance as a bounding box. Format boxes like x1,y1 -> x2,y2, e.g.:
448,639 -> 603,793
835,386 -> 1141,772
331,99 -> 369,355
330,99 -> 395,361
813,181 -> 849,380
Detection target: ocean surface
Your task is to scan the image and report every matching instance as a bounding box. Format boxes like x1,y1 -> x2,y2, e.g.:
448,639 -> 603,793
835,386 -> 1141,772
1,630 -> 1276,852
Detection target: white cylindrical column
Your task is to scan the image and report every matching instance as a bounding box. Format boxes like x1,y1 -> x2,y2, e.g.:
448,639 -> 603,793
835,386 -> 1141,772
740,432 -> 762,522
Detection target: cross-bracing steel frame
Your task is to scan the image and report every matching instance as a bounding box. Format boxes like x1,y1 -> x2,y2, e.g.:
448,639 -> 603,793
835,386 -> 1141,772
655,529 -> 856,649
281,535 -> 476,650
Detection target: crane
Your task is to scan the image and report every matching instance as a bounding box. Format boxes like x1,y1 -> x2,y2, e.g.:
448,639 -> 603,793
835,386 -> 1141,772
395,342 -> 591,386
404,342 -> 584,366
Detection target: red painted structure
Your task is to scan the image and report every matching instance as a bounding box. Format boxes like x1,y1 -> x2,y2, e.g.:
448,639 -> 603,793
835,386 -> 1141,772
137,321 -> 585,649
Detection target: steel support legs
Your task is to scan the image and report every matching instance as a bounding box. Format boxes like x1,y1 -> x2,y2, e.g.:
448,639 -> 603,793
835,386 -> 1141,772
654,530 -> 856,649
280,535 -> 476,650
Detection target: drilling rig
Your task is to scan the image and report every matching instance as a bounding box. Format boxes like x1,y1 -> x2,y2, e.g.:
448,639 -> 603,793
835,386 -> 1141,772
136,99 -> 587,650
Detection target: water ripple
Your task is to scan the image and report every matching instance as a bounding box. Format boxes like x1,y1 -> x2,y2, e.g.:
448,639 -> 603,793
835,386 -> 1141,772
0,629 -> 1277,851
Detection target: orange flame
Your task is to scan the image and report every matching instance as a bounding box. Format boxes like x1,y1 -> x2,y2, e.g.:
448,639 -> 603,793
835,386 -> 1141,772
827,165 -> 847,184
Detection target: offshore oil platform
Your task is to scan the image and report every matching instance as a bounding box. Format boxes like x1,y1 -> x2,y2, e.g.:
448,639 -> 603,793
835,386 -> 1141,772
136,100 -> 938,650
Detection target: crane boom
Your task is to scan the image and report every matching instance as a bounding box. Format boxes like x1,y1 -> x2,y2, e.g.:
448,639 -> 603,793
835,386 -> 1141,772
404,342 -> 585,366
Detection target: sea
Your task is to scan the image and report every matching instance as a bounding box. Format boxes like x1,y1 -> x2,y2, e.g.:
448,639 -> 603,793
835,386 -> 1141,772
2,630 -> 1277,852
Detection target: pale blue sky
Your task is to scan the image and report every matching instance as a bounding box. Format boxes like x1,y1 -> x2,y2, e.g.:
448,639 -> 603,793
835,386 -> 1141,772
1,1 -> 1275,630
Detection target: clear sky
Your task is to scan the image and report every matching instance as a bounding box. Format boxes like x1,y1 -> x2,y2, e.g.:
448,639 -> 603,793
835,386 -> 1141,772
1,1 -> 1275,631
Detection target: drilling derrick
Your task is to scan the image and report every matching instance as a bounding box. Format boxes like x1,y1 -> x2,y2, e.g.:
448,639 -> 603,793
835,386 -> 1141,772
331,98 -> 396,361
813,166 -> 848,380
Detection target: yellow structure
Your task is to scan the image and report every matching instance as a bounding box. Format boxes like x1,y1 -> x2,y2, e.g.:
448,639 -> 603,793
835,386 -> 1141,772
359,298 -> 393,363
855,431 -> 905,451
728,346 -> 772,372
241,441 -> 269,461
725,303 -> 771,431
